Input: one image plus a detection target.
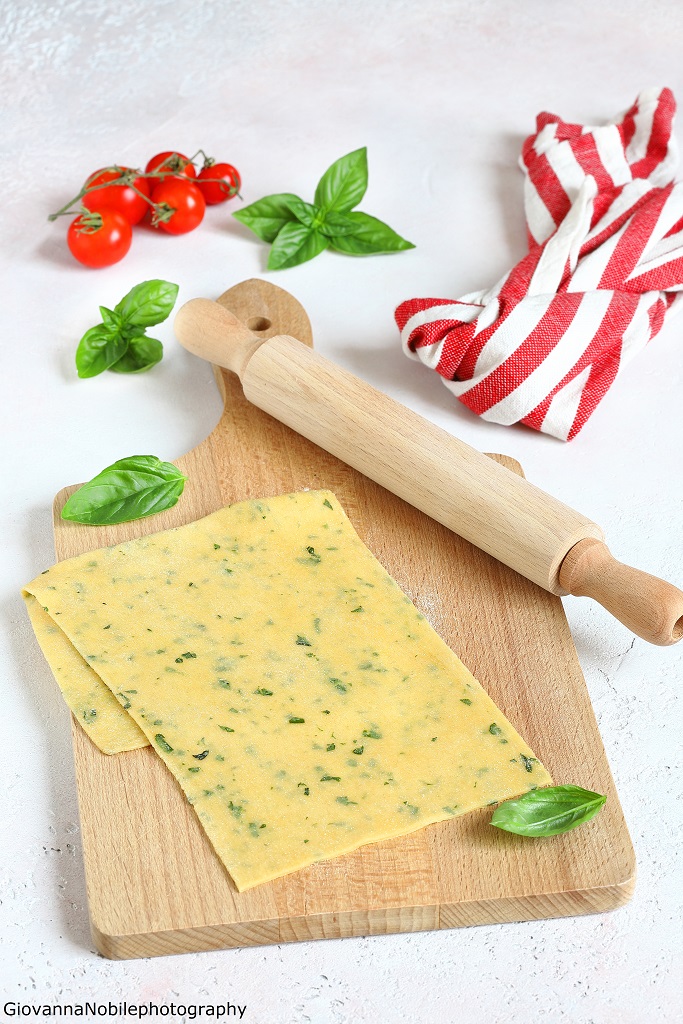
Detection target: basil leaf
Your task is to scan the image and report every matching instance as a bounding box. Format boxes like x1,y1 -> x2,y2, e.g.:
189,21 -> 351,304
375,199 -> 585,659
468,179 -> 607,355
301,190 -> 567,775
327,212 -> 415,255
233,193 -> 315,243
99,306 -> 123,330
109,336 -> 163,374
114,280 -> 179,328
267,222 -> 329,270
490,785 -> 607,837
314,147 -> 368,213
318,211 -> 359,237
61,456 -> 187,526
75,324 -> 128,379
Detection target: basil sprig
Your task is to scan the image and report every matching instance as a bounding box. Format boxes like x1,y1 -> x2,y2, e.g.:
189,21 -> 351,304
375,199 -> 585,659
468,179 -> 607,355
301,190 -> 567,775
233,148 -> 414,269
490,785 -> 607,838
75,280 -> 179,378
61,456 -> 187,525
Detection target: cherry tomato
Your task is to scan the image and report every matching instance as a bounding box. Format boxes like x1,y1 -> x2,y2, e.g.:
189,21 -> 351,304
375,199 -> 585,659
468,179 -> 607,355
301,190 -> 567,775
150,178 -> 205,234
81,167 -> 151,225
197,162 -> 241,205
67,211 -> 132,268
145,151 -> 197,179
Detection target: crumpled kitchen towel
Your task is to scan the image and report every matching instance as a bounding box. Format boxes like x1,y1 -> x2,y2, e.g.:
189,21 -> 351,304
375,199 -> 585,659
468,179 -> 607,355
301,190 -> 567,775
396,88 -> 683,440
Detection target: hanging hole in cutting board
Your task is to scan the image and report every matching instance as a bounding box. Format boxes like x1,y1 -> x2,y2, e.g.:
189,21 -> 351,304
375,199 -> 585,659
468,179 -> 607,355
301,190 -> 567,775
247,316 -> 272,331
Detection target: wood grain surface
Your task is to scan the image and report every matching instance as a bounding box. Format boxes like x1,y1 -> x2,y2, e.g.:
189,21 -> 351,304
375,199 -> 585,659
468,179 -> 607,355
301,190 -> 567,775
52,279 -> 635,960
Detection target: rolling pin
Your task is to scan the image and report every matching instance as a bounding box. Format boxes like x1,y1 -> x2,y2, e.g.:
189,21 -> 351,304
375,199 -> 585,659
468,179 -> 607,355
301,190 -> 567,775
174,294 -> 683,646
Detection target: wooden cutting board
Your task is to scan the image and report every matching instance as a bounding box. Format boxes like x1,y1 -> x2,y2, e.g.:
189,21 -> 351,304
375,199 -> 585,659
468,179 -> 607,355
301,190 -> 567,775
52,280 -> 635,960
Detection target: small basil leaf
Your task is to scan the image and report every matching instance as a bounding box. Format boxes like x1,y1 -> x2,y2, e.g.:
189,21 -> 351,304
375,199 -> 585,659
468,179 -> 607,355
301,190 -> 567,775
267,222 -> 329,270
109,336 -> 163,374
318,211 -> 358,237
60,455 -> 187,526
75,324 -> 129,379
233,193 -> 313,243
327,211 -> 415,255
114,279 -> 179,328
490,785 -> 607,838
99,306 -> 123,330
120,322 -> 148,342
314,147 -> 368,212
288,199 -> 317,227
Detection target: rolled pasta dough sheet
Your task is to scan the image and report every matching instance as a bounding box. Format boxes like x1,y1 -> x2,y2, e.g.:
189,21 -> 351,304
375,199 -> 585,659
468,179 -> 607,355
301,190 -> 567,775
23,490 -> 551,890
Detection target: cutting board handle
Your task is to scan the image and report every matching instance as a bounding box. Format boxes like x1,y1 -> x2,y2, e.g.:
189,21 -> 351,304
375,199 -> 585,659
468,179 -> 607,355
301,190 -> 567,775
174,295 -> 683,646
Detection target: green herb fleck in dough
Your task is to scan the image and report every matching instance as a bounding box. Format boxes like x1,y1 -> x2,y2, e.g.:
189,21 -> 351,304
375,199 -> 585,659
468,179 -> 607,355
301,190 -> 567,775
351,606 -> 363,613
218,725 -> 235,732
442,806 -> 458,814
362,729 -> 382,740
323,499 -> 333,509
431,737 -> 437,742
254,687 -> 273,696
175,657 -> 184,663
352,746 -> 364,755
337,796 -> 357,805
460,698 -> 472,705
228,801 -> 244,819
402,802 -> 419,816
298,783 -> 310,796
214,543 -> 221,549
289,716 -> 305,724
182,652 -> 197,659
193,750 -> 209,760
155,734 -> 173,753
520,753 -> 537,773
218,679 -> 231,688
116,693 -> 132,710
327,743 -> 336,751
82,709 -> 97,722
296,635 -> 312,646
329,678 -> 347,693
297,546 -> 322,566
321,776 -> 341,782
188,766 -> 200,773
103,624 -> 111,630
489,723 -> 502,736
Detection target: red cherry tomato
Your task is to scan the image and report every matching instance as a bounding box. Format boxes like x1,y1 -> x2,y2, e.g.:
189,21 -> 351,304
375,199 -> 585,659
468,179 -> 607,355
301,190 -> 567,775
197,162 -> 241,205
145,151 -> 197,179
81,167 -> 151,225
150,178 -> 205,234
67,211 -> 132,268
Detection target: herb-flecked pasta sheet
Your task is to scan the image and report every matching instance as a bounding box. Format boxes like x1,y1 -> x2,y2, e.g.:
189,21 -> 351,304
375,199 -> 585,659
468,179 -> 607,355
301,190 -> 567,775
23,490 -> 551,890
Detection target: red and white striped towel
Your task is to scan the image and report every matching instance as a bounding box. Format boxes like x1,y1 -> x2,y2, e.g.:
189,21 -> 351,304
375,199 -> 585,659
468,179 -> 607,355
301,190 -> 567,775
396,88 -> 683,440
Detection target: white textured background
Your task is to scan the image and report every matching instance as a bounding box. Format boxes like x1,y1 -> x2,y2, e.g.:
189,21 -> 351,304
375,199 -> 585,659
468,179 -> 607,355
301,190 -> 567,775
2,1 -> 682,1021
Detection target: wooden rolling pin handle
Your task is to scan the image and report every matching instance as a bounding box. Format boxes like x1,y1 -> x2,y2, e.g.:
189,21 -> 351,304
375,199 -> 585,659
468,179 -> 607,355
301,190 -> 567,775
174,298 -> 267,377
559,538 -> 683,646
